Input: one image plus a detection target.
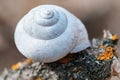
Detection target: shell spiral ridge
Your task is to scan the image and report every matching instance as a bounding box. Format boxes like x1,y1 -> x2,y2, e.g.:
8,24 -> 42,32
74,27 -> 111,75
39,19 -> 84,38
23,5 -> 68,40
14,5 -> 90,63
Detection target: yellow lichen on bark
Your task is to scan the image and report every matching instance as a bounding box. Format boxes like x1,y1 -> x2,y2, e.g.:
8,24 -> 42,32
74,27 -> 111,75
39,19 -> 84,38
112,34 -> 119,41
97,46 -> 115,60
11,62 -> 21,70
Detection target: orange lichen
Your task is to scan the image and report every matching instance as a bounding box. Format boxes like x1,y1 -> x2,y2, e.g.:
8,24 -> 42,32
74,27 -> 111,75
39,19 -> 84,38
99,45 -> 105,49
97,53 -> 105,60
36,77 -> 42,80
11,62 -> 21,70
105,46 -> 113,52
97,46 -> 115,60
30,76 -> 42,80
23,58 -> 32,64
59,54 -> 75,64
112,34 -> 119,41
97,52 -> 114,60
59,57 -> 72,64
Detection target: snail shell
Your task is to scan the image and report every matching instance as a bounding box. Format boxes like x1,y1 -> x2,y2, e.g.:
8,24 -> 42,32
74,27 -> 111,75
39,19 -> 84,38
14,5 -> 90,63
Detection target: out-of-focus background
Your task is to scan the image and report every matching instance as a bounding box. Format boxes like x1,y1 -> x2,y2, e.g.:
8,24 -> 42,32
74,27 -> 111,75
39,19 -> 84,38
0,0 -> 120,76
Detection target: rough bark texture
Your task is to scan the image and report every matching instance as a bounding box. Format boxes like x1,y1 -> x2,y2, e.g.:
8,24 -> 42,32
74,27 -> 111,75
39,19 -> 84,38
0,31 -> 119,80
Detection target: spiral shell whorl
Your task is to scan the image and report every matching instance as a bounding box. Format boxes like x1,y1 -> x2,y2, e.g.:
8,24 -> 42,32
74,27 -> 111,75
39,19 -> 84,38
24,6 -> 68,40
15,5 -> 91,63
40,8 -> 54,19
35,7 -> 59,26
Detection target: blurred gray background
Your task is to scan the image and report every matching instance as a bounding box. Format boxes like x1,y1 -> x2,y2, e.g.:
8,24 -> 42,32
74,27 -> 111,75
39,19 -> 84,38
0,0 -> 120,76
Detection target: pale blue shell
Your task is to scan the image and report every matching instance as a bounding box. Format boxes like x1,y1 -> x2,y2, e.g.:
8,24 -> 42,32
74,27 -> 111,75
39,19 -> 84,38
14,5 -> 90,63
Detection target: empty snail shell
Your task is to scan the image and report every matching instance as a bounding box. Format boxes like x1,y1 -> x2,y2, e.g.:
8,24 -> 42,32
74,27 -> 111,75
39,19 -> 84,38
14,5 -> 91,63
